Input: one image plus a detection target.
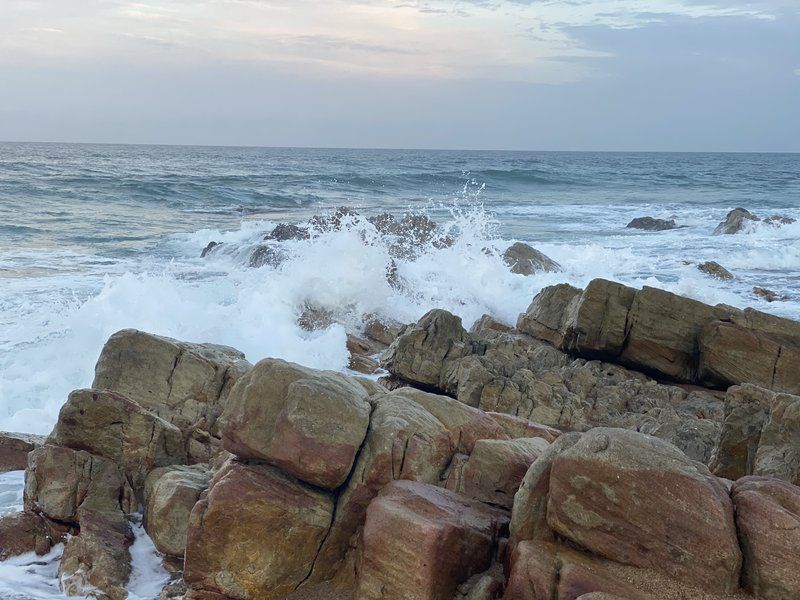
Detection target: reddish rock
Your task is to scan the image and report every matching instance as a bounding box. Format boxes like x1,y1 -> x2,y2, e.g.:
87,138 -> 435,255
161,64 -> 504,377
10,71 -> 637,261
486,413 -> 561,443
356,480 -> 508,600
0,432 -> 45,473
546,428 -> 741,594
732,476 -> 800,599
184,461 -> 334,600
0,511 -> 68,560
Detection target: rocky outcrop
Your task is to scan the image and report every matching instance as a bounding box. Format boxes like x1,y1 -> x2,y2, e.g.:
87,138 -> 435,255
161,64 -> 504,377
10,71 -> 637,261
0,431 -> 45,473
220,358 -> 374,490
184,461 -> 334,600
732,476 -> 800,599
753,392 -> 800,485
698,260 -> 734,280
502,242 -> 561,276
714,207 -> 795,235
626,216 -> 678,231
355,480 -> 507,600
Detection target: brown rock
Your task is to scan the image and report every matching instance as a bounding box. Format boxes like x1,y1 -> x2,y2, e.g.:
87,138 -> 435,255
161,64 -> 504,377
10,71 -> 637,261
356,480 -> 508,600
562,279 -> 636,358
50,388 -> 185,495
698,261 -> 734,281
626,216 -> 678,231
0,432 -> 45,474
0,511 -> 67,560
713,207 -> 760,235
516,284 -> 582,348
753,286 -> 784,302
486,412 -> 561,443
58,508 -> 133,600
265,222 -> 310,241
732,476 -> 800,599
144,464 -> 211,557
220,358 -> 372,489
184,461 -> 334,600
503,242 -> 561,276
754,392 -> 800,484
364,316 -> 403,346
546,428 -> 741,594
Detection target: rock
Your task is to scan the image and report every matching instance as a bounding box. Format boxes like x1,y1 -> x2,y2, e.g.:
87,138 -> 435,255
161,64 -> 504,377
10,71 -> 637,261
58,508 -> 133,600
0,511 -> 68,560
698,261 -> 734,280
470,315 -> 514,335
346,334 -> 383,375
200,241 -> 221,257
0,431 -> 45,473
546,428 -> 741,594
355,480 -> 508,600
363,316 -> 403,346
184,461 -> 334,600
753,392 -> 800,485
92,329 -> 251,462
753,286 -> 784,302
24,445 -> 134,523
308,206 -> 359,232
710,384 -> 773,480
732,476 -> 800,599
713,207 -> 760,235
626,216 -> 678,231
144,464 -> 211,557
516,283 -> 582,348
220,358 -> 372,489
367,212 -> 398,235
248,244 -> 285,268
265,222 -> 310,241
485,412 -> 560,443
502,242 -> 561,276
763,214 -> 796,226
446,437 -> 549,508
50,388 -> 185,495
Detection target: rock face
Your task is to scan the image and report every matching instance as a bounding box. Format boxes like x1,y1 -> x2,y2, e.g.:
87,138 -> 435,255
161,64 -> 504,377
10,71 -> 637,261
0,511 -> 67,560
698,260 -> 734,280
356,480 -> 508,600
732,476 -> 800,599
502,242 -> 561,276
626,216 -> 677,231
754,392 -> 800,485
0,431 -> 45,473
220,358 -> 373,490
545,428 -> 742,594
714,207 -> 760,234
184,461 -> 334,600
144,464 -> 211,557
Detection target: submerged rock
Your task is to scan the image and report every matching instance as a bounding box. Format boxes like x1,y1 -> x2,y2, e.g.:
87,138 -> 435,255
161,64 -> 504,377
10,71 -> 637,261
248,244 -> 285,268
714,207 -> 760,234
753,286 -> 785,302
698,260 -> 734,280
200,241 -> 221,257
264,222 -> 310,241
502,242 -> 561,275
626,216 -> 678,231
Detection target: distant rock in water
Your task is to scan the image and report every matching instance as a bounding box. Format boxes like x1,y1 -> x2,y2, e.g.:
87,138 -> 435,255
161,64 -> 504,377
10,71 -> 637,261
626,216 -> 678,231
764,214 -> 797,226
248,244 -> 285,268
502,242 -> 561,275
714,208 -> 760,235
698,261 -> 734,281
265,223 -> 310,242
753,287 -> 786,302
200,241 -> 221,257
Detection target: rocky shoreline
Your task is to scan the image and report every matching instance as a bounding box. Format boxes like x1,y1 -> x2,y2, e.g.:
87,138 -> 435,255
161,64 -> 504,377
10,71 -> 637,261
2,262 -> 800,598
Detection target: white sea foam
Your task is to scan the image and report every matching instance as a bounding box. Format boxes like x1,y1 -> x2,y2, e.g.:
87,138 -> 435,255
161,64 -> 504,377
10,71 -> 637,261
126,516 -> 171,600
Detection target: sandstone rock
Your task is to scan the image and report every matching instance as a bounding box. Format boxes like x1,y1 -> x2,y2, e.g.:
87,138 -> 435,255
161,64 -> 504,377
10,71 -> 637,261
753,392 -> 800,484
363,316 -> 403,346
0,431 -> 45,473
753,286 -> 784,302
50,388 -> 185,494
184,461 -> 334,600
486,412 -> 560,443
710,384 -> 772,480
58,508 -> 133,600
220,358 -> 372,489
470,315 -> 515,335
698,261 -> 734,281
502,242 -> 561,276
144,464 -> 211,557
732,476 -> 800,599
24,445 -> 134,523
346,334 -> 382,375
626,216 -> 678,231
713,207 -> 760,235
356,480 -> 508,600
447,437 -> 548,508
546,428 -> 741,594
0,511 -> 67,560
93,329 -> 251,462
516,284 -> 582,348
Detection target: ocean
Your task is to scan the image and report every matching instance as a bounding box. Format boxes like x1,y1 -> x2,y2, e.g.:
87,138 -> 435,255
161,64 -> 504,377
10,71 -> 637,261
1,142 -> 799,438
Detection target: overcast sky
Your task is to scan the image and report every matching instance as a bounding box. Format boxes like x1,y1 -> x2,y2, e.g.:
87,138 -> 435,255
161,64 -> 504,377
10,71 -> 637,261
1,0 -> 798,150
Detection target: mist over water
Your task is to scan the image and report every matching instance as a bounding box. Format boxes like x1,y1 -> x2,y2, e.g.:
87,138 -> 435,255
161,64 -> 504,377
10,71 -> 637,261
1,143 -> 799,435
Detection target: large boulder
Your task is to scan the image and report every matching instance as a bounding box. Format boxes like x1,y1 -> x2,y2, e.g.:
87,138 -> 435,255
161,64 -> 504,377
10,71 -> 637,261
184,461 -> 334,600
144,464 -> 211,557
516,284 -> 582,348
545,428 -> 742,594
626,216 -> 677,231
0,511 -> 68,560
0,432 -> 45,473
502,242 -> 561,276
92,329 -> 252,462
753,392 -> 800,485
713,207 -> 760,234
698,261 -> 734,280
49,388 -> 185,495
220,358 -> 373,489
24,444 -> 134,523
355,480 -> 507,600
732,476 -> 800,599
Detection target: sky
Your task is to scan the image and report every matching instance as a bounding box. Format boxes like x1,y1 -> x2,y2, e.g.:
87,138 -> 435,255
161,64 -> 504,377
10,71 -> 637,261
0,0 -> 798,151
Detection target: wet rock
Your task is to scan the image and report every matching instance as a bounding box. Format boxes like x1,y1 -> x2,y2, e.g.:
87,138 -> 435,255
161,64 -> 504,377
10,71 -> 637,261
50,388 -> 185,495
367,212 -> 398,235
470,315 -> 514,335
265,222 -> 310,241
308,206 -> 359,232
753,286 -> 785,302
763,214 -> 796,226
355,480 -> 508,600
297,304 -> 334,331
200,241 -> 221,258
363,316 -> 403,346
220,358 -> 373,489
698,260 -> 734,280
248,244 -> 285,268
184,461 -> 334,600
546,428 -> 742,594
714,207 -> 760,235
0,511 -> 69,560
626,216 -> 678,231
516,283 -> 582,348
144,464 -> 212,558
502,242 -> 561,276
0,431 -> 45,473
754,392 -> 800,485
732,476 -> 800,599
346,333 -> 383,375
